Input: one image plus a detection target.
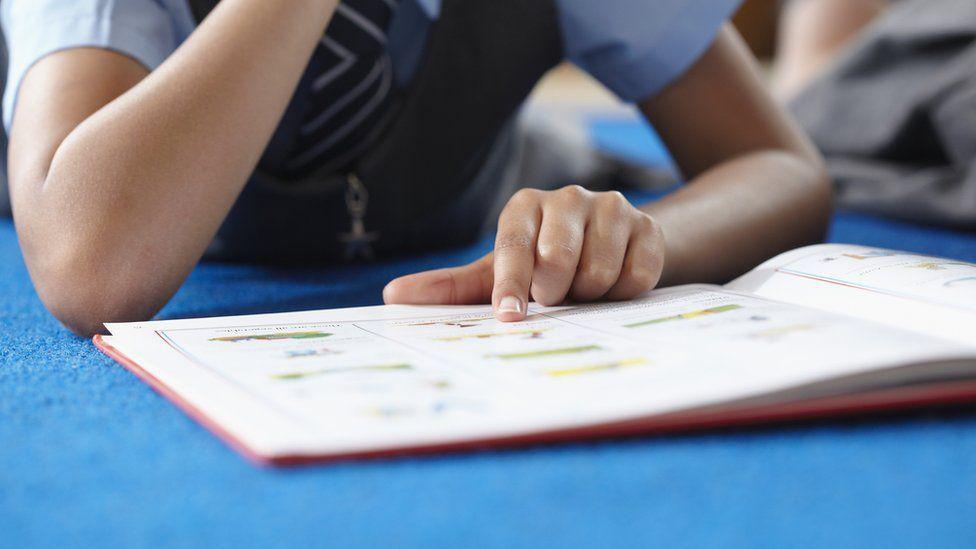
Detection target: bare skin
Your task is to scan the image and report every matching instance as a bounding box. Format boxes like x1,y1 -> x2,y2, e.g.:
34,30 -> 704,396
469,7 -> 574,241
772,0 -> 889,99
8,2 -> 830,336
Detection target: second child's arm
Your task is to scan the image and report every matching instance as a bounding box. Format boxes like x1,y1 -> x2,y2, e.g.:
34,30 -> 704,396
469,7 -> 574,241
9,0 -> 339,336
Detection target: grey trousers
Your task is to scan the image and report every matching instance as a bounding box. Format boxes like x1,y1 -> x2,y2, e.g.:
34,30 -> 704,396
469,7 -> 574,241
789,0 -> 976,229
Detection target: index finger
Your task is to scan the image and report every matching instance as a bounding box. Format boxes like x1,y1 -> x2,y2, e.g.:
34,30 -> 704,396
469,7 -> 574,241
492,191 -> 542,321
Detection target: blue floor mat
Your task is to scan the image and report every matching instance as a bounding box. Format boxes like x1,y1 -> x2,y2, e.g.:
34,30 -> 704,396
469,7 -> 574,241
2,119 -> 975,547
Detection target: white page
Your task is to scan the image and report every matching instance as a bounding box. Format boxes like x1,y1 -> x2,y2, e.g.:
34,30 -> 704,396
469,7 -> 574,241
728,244 -> 976,346
103,285 -> 974,460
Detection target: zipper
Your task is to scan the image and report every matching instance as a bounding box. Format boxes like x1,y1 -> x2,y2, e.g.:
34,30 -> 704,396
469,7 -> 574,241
338,173 -> 379,260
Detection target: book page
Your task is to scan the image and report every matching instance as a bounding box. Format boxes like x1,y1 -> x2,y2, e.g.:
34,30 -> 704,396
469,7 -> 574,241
728,244 -> 976,346
103,285 -> 973,461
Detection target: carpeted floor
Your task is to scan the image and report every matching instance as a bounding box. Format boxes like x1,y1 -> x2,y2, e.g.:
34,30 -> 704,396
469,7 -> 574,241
2,120 -> 975,547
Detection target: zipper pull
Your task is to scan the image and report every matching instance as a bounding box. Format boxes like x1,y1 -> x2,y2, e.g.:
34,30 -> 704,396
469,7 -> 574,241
338,173 -> 379,260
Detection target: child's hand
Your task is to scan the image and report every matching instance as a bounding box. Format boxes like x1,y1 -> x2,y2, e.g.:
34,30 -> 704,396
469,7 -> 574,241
383,185 -> 666,321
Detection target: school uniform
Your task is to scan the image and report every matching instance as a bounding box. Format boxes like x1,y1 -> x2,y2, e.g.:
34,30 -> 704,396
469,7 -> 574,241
0,0 -> 740,259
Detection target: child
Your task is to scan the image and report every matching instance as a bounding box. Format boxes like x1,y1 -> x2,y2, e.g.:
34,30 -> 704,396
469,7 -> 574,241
1,0 -> 829,336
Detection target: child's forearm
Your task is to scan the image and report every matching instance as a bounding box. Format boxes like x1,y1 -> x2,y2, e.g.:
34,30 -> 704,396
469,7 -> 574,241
11,0 -> 338,335
640,149 -> 831,287
639,24 -> 831,287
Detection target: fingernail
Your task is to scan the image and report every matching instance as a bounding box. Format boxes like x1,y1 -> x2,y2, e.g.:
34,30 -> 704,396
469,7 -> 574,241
497,296 -> 524,315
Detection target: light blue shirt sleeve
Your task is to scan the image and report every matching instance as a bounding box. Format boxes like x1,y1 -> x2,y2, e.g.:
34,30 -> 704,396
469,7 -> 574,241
1,0 -> 196,130
2,0 -> 740,129
559,0 -> 742,103
415,0 -> 741,102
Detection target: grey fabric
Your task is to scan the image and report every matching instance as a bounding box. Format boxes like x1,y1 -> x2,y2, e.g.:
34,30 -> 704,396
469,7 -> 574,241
789,0 -> 976,229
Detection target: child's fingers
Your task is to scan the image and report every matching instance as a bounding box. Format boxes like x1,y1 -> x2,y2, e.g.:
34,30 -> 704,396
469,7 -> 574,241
492,190 -> 542,322
383,255 -> 493,305
531,187 -> 587,306
569,192 -> 631,302
385,188 -> 660,315
605,214 -> 665,301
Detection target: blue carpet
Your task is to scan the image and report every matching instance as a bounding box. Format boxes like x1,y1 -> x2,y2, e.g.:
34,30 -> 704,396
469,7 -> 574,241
2,120 -> 976,548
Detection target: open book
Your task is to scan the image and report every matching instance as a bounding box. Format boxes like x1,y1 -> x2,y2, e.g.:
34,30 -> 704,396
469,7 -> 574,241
95,244 -> 976,465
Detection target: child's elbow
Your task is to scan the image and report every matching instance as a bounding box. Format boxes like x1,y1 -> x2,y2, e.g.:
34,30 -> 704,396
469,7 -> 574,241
773,144 -> 833,240
46,296 -> 112,339
30,248 -> 164,338
799,149 -> 833,241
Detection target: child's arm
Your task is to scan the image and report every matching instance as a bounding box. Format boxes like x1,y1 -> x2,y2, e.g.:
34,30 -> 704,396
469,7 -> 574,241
8,0 -> 339,336
638,25 -> 831,286
384,25 -> 831,321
